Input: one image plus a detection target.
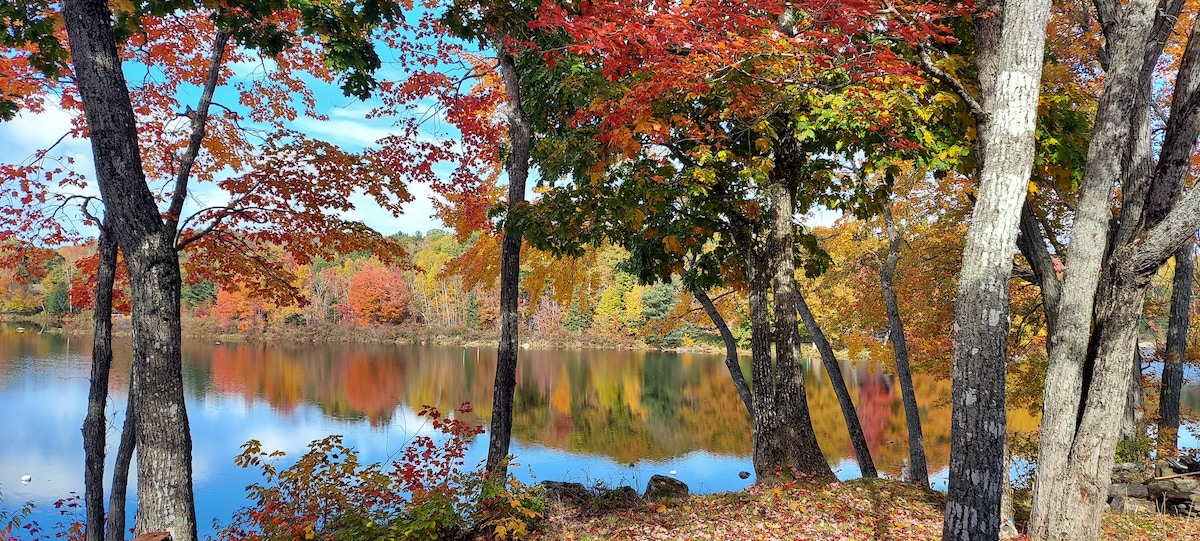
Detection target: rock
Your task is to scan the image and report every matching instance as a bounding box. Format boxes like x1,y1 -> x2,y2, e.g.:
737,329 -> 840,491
644,474 -> 689,500
1109,483 -> 1149,499
738,471 -> 751,480
597,486 -> 641,509
1108,495 -> 1153,515
1177,478 -> 1200,492
540,481 -> 592,505
1156,459 -> 1175,478
1111,462 -> 1146,484
1148,479 -> 1178,500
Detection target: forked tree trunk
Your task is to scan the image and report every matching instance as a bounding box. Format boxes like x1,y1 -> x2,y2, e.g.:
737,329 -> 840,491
62,1 -> 198,538
1030,0 -> 1194,537
1036,262 -> 1153,540
485,39 -> 532,477
880,204 -> 928,484
795,293 -> 876,478
83,224 -> 116,541
1159,240 -> 1193,456
943,0 -> 1049,536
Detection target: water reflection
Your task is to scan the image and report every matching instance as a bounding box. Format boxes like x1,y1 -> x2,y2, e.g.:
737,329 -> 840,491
0,324 -> 1056,536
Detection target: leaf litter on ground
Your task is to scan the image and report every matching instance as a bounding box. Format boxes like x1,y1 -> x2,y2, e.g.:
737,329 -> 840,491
531,478 -> 1200,540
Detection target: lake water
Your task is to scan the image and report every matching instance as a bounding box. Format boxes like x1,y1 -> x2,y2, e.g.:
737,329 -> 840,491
0,322 -> 1189,538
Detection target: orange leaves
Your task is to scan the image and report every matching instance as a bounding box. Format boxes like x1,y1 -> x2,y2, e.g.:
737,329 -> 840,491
347,265 -> 414,324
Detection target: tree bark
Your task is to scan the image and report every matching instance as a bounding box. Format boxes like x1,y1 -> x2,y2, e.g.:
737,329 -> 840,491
63,1 -> 198,539
1119,342 -> 1145,443
108,378 -> 137,541
942,0 -> 1049,537
880,204 -> 928,484
485,39 -> 532,477
693,287 -> 754,419
764,131 -> 831,480
1029,0 -> 1191,537
83,223 -> 116,541
795,292 -> 876,478
1159,240 -> 1193,456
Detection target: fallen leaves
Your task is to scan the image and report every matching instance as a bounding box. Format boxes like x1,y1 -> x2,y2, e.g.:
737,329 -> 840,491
532,478 -> 1200,540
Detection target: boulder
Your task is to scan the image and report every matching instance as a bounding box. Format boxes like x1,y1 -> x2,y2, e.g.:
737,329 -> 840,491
1111,462 -> 1146,484
644,474 -> 689,500
540,481 -> 592,505
1108,495 -> 1152,515
1149,479 -> 1181,501
597,486 -> 642,508
1108,483 -> 1149,499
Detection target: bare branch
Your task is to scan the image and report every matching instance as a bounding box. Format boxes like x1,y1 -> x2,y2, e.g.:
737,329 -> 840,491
164,28 -> 231,243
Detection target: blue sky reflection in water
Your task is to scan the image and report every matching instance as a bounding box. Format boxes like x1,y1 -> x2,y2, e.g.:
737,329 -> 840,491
2,323 -> 1187,538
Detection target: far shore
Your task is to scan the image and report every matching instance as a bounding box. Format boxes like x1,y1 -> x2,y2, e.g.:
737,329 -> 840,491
0,312 -> 740,355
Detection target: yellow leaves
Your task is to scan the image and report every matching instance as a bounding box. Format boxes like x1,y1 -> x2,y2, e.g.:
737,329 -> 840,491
663,235 -> 683,255
745,201 -> 762,220
303,524 -> 315,539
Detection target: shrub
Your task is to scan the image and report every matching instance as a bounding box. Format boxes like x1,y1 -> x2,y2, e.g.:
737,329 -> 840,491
220,402 -> 545,541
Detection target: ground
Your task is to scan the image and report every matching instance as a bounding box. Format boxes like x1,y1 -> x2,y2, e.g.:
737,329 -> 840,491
530,478 -> 1200,540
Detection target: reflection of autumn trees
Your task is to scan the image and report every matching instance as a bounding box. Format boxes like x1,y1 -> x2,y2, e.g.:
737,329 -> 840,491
0,327 -> 959,471
171,341 -> 960,470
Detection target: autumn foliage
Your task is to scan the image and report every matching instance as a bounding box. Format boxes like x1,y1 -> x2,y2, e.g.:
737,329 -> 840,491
346,265 -> 413,324
220,403 -> 545,540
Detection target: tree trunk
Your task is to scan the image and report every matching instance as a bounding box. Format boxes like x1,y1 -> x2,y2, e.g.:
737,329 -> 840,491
485,39 -> 532,477
943,0 -> 1049,536
795,292 -> 876,478
1119,342 -> 1145,444
1036,261 -> 1153,540
108,379 -> 136,541
880,203 -> 928,484
1029,0 -> 1172,537
83,223 -> 116,541
764,132 -> 831,480
127,240 -> 195,541
1159,240 -> 1193,456
693,287 -> 754,419
62,1 -> 198,539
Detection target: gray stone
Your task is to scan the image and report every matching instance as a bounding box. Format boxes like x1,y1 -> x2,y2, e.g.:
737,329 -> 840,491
1156,459 -> 1174,478
1148,479 -> 1176,500
1109,495 -> 1153,515
1177,478 -> 1200,492
1126,483 -> 1149,499
644,474 -> 689,500
1109,483 -> 1150,499
540,481 -> 592,505
597,486 -> 641,509
1111,463 -> 1146,484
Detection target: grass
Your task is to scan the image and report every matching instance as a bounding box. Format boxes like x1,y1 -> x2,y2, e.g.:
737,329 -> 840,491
529,478 -> 1200,540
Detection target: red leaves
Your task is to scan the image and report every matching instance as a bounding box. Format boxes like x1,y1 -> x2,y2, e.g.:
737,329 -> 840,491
346,265 -> 414,324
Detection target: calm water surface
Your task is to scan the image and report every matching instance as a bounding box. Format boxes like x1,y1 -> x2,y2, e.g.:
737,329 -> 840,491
1,323 -> 1186,537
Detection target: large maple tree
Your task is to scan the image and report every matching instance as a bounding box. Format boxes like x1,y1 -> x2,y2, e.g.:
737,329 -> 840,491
522,0 -> 963,481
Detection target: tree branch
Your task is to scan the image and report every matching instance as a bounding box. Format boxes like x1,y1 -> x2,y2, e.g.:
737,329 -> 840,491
164,28 -> 231,242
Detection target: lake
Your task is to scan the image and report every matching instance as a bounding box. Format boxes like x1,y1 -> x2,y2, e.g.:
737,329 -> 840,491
0,322 -> 1184,538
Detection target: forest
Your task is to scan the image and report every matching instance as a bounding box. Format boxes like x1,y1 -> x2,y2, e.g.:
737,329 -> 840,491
4,0 -> 1200,538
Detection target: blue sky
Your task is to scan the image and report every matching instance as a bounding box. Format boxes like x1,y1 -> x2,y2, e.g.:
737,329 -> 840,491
0,59 -> 453,241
